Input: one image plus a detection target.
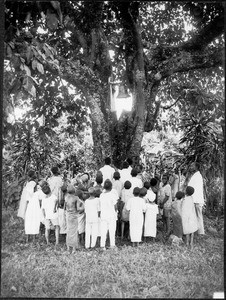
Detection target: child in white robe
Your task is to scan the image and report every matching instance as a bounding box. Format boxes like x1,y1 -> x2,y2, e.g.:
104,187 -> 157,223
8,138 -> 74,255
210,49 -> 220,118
99,179 -> 118,250
126,187 -> 146,246
84,187 -> 100,249
143,182 -> 158,241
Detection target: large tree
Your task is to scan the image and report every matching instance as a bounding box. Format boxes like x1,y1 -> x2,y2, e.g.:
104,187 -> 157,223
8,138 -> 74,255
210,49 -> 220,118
4,1 -> 224,168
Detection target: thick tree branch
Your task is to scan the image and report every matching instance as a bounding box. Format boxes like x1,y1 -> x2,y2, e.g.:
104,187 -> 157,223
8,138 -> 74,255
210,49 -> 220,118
181,15 -> 224,51
89,29 -> 97,68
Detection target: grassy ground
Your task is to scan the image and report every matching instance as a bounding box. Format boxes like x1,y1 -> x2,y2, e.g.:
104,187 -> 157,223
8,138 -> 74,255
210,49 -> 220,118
1,207 -> 224,298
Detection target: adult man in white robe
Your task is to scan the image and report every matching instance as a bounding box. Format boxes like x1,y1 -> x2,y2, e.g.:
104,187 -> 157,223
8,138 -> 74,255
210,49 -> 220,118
119,161 -> 132,185
99,157 -> 115,183
187,162 -> 205,235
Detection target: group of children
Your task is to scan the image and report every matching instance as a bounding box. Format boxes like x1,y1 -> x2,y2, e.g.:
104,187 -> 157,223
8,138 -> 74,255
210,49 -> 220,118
17,157 -> 200,252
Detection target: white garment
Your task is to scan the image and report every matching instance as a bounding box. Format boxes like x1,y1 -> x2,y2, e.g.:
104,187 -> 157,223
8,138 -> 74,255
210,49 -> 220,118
58,208 -> 67,234
188,171 -> 205,205
84,197 -> 100,223
99,190 -> 118,221
100,219 -> 116,247
24,189 -> 44,234
99,165 -> 115,183
17,181 -> 36,219
121,188 -> 133,221
119,168 -> 132,185
145,189 -> 156,203
112,179 -> 123,199
130,177 -> 143,191
144,203 -> 158,237
85,221 -> 98,248
126,196 -> 146,242
47,176 -> 63,200
41,194 -> 58,220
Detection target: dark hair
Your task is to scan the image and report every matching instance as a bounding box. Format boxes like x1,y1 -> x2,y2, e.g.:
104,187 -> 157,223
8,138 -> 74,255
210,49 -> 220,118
104,179 -> 112,191
51,166 -> 59,175
175,191 -> 185,200
133,187 -> 140,196
131,168 -> 138,177
96,171 -> 103,184
127,158 -> 133,166
104,157 -> 111,165
139,187 -> 147,197
113,171 -> 120,180
42,185 -> 51,195
122,161 -> 129,169
150,178 -> 158,186
186,186 -> 195,196
124,180 -> 132,189
144,181 -> 150,189
94,187 -> 102,198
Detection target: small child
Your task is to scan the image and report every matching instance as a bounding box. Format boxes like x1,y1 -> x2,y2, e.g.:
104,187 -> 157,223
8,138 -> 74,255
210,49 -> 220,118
126,187 -> 146,247
171,191 -> 184,239
41,184 -> 59,247
84,187 -> 100,249
99,179 -> 118,250
95,171 -> 104,191
75,189 -> 86,246
121,181 -> 133,240
112,171 -> 123,199
143,182 -> 158,242
144,181 -> 156,203
65,185 -> 83,253
181,186 -> 198,249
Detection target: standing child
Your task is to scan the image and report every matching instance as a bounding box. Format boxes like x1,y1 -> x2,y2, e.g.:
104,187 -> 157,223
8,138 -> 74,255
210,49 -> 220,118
171,191 -> 184,239
181,186 -> 198,249
112,171 -> 123,199
41,184 -> 60,247
65,185 -> 83,253
75,189 -> 86,246
99,179 -> 118,250
126,187 -> 146,247
47,166 -> 65,234
121,181 -> 133,240
158,173 -> 172,236
143,182 -> 158,242
84,187 -> 100,249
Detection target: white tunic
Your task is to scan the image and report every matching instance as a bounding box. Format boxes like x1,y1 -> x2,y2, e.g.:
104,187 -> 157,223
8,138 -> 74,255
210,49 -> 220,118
17,181 -> 36,219
24,189 -> 45,234
144,203 -> 158,237
99,165 -> 115,183
126,196 -> 146,242
188,171 -> 205,205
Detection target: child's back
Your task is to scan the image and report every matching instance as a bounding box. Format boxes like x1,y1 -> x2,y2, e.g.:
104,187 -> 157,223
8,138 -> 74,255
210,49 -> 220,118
181,195 -> 198,235
171,191 -> 184,238
85,196 -> 100,223
144,201 -> 158,238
